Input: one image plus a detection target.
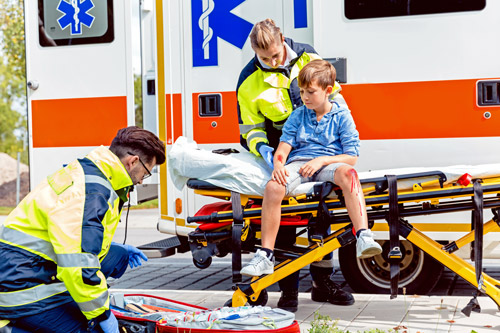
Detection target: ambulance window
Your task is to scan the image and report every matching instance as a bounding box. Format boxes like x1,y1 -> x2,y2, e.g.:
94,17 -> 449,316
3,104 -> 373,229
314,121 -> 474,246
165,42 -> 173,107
38,0 -> 114,47
345,0 -> 486,20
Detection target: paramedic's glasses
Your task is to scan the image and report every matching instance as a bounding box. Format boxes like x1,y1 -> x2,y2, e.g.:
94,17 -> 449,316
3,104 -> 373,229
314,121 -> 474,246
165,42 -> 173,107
128,152 -> 152,180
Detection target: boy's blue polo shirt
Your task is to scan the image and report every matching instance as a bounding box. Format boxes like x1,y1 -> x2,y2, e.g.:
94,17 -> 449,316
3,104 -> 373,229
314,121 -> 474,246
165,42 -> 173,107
280,103 -> 360,164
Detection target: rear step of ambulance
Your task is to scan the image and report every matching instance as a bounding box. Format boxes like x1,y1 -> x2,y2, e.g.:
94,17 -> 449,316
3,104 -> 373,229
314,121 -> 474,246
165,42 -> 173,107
138,236 -> 189,258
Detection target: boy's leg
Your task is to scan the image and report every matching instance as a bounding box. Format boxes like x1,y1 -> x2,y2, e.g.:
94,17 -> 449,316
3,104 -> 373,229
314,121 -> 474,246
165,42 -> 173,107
241,162 -> 303,277
261,181 -> 286,250
241,181 -> 285,277
333,165 -> 382,259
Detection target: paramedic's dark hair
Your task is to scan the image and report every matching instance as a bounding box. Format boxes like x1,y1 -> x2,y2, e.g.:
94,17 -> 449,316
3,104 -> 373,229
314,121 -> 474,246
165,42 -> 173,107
298,59 -> 336,90
249,19 -> 283,51
110,126 -> 166,165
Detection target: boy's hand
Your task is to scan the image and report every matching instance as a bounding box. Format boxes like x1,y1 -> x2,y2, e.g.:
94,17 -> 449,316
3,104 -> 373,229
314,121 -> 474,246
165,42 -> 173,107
299,157 -> 325,178
272,163 -> 289,186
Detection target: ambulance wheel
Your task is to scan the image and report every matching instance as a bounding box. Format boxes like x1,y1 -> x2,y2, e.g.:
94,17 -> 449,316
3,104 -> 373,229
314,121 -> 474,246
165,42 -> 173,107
338,240 -> 443,295
193,256 -> 212,269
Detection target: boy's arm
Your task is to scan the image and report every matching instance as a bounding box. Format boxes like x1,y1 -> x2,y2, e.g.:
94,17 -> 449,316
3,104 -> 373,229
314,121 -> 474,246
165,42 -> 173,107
272,142 -> 292,185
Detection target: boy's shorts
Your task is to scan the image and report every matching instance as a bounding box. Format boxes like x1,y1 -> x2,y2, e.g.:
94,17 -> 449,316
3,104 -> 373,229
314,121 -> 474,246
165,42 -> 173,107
284,160 -> 351,195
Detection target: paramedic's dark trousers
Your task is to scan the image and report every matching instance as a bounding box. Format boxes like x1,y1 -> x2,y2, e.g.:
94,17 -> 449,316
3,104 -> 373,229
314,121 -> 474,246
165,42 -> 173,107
11,244 -> 129,333
276,229 -> 335,292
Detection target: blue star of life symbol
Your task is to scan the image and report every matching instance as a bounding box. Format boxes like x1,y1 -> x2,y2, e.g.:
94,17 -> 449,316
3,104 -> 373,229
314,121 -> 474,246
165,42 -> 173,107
57,0 -> 95,36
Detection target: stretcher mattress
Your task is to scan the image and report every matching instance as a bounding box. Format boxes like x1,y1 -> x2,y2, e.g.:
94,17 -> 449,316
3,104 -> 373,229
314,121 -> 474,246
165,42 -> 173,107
169,137 -> 500,197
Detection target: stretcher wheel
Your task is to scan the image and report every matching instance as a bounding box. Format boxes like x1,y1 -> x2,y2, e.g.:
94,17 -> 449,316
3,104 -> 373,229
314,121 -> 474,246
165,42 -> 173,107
193,256 -> 212,269
247,289 -> 268,306
223,289 -> 268,307
338,240 -> 443,294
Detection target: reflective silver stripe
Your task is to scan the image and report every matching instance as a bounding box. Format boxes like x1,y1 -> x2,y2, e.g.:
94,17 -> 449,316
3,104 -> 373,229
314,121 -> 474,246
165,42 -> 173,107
0,282 -> 67,307
57,253 -> 100,268
247,131 -> 267,142
85,175 -> 118,209
239,122 -> 265,134
0,226 -> 57,262
77,289 -> 108,312
273,123 -> 284,130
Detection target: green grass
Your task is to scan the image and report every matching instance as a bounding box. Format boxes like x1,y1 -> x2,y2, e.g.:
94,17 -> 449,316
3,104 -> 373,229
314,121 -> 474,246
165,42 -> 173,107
130,198 -> 158,210
0,207 -> 14,215
308,312 -> 394,333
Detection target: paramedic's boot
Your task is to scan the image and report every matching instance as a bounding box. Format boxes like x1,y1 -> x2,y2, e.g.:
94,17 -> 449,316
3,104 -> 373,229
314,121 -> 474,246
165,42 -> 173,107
311,274 -> 354,305
241,249 -> 274,276
277,290 -> 298,312
356,229 -> 383,259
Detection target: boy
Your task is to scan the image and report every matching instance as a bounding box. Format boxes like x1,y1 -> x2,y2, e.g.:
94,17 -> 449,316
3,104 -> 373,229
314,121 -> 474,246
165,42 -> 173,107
241,59 -> 382,278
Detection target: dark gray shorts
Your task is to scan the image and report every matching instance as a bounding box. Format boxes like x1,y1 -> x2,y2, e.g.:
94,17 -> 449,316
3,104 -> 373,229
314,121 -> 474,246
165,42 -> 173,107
284,160 -> 351,195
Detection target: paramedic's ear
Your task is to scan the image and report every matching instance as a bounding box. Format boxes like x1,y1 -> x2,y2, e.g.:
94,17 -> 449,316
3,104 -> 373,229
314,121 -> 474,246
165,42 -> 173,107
123,154 -> 139,171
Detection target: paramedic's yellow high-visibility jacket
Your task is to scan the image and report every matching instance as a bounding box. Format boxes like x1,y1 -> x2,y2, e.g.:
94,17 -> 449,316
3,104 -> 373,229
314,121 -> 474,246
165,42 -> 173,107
236,38 -> 346,155
0,146 -> 133,321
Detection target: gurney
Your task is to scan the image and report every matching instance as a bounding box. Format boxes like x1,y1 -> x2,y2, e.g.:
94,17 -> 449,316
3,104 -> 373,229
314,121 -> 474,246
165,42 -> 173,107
169,138 -> 500,316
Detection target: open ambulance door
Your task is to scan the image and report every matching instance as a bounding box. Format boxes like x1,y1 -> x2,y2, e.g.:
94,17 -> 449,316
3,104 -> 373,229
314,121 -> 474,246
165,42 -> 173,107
24,0 -> 135,188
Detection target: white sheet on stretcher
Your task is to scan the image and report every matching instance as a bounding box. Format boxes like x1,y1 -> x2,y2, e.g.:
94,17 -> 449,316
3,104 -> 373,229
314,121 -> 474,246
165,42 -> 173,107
169,137 -> 500,197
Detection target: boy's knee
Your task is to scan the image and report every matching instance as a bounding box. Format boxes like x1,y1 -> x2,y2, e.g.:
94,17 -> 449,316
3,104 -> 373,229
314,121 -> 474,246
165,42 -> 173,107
335,166 -> 357,188
265,181 -> 286,199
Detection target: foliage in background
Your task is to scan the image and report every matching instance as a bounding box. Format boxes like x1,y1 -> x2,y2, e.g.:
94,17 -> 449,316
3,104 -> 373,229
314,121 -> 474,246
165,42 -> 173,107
0,0 -> 28,164
135,74 -> 143,128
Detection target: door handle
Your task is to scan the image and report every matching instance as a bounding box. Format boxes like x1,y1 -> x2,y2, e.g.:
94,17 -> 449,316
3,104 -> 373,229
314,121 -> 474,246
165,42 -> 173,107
27,80 -> 39,90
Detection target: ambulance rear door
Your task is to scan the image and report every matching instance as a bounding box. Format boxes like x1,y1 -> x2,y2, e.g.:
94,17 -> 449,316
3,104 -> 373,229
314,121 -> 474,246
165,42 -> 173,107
25,0 -> 135,187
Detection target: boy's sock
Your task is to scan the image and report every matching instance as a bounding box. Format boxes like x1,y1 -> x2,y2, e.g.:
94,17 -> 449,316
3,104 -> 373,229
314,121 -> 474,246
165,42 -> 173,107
260,247 -> 274,260
356,228 -> 367,239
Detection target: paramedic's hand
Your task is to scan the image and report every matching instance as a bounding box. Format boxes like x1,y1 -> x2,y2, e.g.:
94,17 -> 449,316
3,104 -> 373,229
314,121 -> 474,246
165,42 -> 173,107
112,242 -> 148,268
258,145 -> 274,169
99,311 -> 119,333
272,163 -> 289,186
299,157 -> 325,178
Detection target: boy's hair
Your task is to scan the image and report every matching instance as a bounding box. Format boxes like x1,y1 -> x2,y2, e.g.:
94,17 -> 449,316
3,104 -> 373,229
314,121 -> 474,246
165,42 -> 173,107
109,126 -> 166,165
298,59 -> 337,90
249,19 -> 282,51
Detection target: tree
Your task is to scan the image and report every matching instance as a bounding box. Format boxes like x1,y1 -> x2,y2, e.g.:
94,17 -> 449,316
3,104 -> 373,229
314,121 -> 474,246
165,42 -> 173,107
134,74 -> 143,128
0,0 -> 27,164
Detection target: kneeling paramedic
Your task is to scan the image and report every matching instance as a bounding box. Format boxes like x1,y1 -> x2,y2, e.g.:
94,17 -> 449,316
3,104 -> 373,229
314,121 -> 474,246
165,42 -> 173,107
0,126 -> 165,333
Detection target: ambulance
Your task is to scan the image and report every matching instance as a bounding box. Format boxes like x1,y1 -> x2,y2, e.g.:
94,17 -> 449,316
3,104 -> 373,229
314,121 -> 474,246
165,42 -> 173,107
24,0 -> 500,295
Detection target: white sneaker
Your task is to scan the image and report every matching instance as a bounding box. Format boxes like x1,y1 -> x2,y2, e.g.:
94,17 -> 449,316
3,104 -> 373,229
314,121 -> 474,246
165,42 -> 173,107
356,229 -> 383,259
240,249 -> 274,276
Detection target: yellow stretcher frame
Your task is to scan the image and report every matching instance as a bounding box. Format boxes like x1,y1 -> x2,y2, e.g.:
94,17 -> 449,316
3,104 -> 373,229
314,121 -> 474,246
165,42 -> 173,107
186,173 -> 500,311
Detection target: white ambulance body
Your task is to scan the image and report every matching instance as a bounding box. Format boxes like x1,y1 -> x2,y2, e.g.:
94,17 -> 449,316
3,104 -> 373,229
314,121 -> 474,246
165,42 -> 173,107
25,0 -> 500,293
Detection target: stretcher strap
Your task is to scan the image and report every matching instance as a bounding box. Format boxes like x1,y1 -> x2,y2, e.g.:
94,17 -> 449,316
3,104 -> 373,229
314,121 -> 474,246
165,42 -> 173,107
309,182 -> 335,244
473,180 -> 484,291
462,180 -> 484,317
231,191 -> 243,283
386,175 -> 402,299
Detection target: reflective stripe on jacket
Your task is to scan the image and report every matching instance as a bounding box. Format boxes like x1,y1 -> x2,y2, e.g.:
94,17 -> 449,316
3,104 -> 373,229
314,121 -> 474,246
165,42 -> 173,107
236,38 -> 345,156
0,146 -> 132,320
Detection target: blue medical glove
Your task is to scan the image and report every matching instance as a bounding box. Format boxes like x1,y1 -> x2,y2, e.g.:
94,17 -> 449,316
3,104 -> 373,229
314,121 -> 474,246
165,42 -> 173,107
99,311 -> 119,333
258,145 -> 274,169
112,242 -> 148,268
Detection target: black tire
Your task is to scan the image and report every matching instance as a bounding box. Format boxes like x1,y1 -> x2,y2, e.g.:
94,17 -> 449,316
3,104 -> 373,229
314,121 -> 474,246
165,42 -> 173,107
193,256 -> 212,269
338,240 -> 443,294
247,289 -> 268,306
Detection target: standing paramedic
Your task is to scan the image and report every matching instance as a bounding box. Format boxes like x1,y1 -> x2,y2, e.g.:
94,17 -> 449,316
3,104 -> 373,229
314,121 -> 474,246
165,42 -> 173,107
236,19 -> 353,312
241,59 -> 383,300
0,126 -> 165,333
